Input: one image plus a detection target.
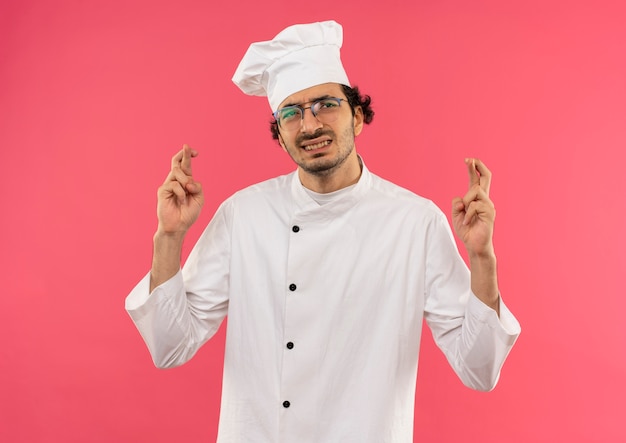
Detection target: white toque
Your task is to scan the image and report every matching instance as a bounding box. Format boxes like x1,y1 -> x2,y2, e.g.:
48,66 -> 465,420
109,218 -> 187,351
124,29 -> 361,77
232,20 -> 351,112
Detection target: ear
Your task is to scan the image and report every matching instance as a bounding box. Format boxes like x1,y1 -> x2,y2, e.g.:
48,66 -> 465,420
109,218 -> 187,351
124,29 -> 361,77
353,106 -> 364,136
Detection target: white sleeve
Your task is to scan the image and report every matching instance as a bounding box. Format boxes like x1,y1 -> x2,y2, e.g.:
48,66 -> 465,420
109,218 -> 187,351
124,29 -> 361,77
424,212 -> 521,391
124,201 -> 232,369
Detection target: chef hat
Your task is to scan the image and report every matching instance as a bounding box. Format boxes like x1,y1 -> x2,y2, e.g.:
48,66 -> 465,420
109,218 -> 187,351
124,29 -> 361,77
232,20 -> 351,112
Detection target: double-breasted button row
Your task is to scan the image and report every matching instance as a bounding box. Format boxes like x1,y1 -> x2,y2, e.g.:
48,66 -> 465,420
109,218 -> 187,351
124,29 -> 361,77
285,225 -> 301,413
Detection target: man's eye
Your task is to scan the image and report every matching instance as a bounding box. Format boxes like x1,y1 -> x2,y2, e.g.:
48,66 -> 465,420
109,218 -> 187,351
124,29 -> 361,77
319,100 -> 338,109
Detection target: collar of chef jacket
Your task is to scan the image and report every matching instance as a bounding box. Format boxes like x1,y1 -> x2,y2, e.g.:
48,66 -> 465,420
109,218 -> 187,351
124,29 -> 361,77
290,158 -> 373,223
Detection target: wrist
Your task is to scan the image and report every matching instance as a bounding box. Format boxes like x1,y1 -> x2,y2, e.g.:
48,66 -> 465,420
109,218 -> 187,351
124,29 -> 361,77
154,229 -> 186,244
467,242 -> 496,263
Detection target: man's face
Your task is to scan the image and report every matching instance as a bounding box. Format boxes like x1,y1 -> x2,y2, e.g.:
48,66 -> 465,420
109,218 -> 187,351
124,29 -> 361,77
276,83 -> 363,177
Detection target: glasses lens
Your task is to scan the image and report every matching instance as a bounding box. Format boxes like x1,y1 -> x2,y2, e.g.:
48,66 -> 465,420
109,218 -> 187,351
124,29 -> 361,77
276,98 -> 343,131
312,98 -> 342,118
278,106 -> 302,130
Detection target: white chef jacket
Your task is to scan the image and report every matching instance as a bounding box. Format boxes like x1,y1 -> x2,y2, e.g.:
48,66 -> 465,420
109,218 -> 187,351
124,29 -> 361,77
126,161 -> 520,443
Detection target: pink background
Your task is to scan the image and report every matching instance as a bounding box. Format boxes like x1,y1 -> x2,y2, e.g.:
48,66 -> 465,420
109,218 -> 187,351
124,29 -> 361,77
2,0 -> 625,441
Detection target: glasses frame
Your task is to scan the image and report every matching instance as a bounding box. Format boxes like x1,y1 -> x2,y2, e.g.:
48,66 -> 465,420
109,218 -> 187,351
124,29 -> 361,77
272,97 -> 346,130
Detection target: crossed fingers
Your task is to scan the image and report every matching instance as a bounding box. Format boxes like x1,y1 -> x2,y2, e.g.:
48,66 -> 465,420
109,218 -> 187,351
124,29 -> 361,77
461,158 -> 494,226
162,144 -> 200,205
466,158 -> 492,196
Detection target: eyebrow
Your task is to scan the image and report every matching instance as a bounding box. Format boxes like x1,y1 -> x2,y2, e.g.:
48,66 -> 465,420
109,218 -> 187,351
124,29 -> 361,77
281,95 -> 333,109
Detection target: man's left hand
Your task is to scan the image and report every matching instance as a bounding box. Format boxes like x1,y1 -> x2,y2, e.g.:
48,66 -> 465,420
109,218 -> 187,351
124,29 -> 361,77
451,158 -> 496,258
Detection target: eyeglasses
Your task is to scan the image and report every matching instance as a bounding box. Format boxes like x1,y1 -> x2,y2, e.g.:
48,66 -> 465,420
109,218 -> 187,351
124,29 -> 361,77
273,97 -> 346,131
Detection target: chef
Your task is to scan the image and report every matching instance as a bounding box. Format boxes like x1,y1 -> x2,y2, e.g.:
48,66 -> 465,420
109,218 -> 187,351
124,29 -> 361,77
126,20 -> 521,443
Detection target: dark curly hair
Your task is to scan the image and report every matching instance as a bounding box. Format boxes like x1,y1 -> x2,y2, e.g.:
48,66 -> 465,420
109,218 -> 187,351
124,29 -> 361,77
269,84 -> 374,141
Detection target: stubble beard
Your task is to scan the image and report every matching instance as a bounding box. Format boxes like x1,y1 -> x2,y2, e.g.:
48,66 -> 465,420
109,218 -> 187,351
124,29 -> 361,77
291,124 -> 356,177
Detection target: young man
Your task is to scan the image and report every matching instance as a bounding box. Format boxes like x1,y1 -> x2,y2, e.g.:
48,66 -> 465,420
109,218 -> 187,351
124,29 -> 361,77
126,20 -> 520,442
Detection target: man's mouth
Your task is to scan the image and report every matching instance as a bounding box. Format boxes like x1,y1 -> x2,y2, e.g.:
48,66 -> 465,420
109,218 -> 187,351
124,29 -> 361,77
302,140 -> 332,151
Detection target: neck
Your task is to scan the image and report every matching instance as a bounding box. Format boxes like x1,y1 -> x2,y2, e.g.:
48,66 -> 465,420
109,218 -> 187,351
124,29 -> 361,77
299,150 -> 362,194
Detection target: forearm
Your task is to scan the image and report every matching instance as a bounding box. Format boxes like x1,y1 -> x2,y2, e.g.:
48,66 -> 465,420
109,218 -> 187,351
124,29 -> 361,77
149,231 -> 186,292
468,250 -> 500,315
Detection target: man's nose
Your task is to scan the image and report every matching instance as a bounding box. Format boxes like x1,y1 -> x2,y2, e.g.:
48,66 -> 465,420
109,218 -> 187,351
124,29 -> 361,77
300,107 -> 323,133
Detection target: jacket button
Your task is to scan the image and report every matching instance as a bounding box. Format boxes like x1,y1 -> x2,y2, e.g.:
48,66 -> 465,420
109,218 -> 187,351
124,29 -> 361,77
292,225 -> 300,233
286,342 -> 294,349
283,401 -> 291,408
289,283 -> 297,291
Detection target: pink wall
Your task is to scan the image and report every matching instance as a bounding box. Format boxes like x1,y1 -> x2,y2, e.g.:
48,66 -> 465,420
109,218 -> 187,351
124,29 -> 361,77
2,0 -> 625,441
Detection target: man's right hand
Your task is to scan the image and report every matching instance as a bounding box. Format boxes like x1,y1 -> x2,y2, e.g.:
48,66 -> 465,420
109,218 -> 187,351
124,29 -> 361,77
150,144 -> 204,292
156,144 -> 204,236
